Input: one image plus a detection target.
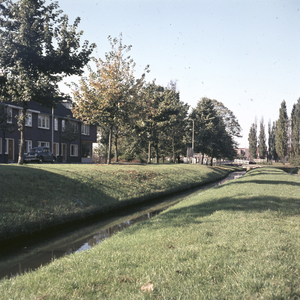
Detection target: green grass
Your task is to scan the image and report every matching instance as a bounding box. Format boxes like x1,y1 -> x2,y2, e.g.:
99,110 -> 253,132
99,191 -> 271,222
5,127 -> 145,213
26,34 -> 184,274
1,167 -> 300,299
0,163 -> 238,241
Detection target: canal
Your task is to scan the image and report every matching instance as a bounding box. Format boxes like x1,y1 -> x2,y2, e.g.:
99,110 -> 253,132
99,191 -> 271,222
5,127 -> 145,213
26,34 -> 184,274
0,171 -> 245,280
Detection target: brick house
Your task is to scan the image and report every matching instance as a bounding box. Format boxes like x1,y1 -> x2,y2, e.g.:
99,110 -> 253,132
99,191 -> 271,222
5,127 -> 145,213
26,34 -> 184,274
0,100 -> 97,163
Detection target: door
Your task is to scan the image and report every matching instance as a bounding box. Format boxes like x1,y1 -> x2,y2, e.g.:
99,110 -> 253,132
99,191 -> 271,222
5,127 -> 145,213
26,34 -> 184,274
8,139 -> 13,162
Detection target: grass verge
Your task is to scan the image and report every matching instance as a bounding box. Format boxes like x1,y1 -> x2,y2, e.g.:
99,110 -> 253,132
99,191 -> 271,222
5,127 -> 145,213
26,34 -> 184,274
0,167 -> 300,299
0,163 -> 238,241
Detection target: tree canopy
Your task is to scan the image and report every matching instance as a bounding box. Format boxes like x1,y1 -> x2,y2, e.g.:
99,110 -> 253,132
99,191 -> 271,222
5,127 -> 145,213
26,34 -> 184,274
72,34 -> 149,164
190,97 -> 238,165
248,123 -> 257,159
258,119 -> 267,159
275,100 -> 288,163
0,0 -> 95,163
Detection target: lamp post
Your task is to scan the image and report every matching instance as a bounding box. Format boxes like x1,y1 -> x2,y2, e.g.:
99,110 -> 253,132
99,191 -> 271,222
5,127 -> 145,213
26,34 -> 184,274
192,120 -> 194,163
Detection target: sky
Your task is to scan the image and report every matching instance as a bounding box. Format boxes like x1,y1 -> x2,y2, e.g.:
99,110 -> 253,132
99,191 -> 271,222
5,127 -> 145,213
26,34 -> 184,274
53,0 -> 300,148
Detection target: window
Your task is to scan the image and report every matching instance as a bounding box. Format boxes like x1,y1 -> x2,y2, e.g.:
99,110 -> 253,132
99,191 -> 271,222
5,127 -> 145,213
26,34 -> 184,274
54,118 -> 58,131
38,141 -> 50,148
70,121 -> 77,131
7,107 -> 12,123
38,114 -> 50,129
19,140 -> 32,153
62,120 -> 65,132
81,123 -> 90,136
5,138 -> 9,154
53,143 -> 59,157
70,144 -> 78,157
25,140 -> 32,153
19,110 -> 32,127
26,112 -> 32,127
82,142 -> 92,158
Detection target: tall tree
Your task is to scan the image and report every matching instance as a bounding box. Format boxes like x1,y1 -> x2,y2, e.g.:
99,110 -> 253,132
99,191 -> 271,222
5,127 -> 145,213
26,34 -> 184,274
72,34 -> 149,164
291,98 -> 300,156
212,100 -> 242,140
0,0 -> 95,164
190,97 -> 235,165
268,121 -> 278,161
159,82 -> 189,163
275,100 -> 288,163
258,119 -> 267,159
135,82 -> 179,163
248,122 -> 257,160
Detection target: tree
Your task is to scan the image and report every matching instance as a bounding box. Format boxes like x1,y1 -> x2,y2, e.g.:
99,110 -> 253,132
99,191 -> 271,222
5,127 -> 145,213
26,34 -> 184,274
248,122 -> 257,160
0,0 -> 95,164
61,116 -> 79,162
212,100 -> 242,140
268,121 -> 277,161
133,82 -> 178,164
275,100 -> 288,163
72,34 -> 149,164
190,97 -> 235,165
291,98 -> 300,156
258,119 -> 267,159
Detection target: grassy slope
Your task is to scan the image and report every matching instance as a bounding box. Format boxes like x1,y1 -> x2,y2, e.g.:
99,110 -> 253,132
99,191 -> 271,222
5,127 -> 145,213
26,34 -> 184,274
1,167 -> 300,299
0,163 -> 237,241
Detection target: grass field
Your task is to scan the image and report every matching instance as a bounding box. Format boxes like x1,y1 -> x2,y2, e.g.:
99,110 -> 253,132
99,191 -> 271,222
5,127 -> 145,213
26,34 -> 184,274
0,163 -> 238,241
0,167 -> 300,299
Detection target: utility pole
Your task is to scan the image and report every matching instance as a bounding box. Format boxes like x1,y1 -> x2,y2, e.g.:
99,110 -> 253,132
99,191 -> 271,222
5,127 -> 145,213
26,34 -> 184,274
192,119 -> 194,163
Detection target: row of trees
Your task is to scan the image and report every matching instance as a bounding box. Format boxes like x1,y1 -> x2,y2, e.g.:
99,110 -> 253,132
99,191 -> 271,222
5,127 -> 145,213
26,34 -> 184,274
72,36 -> 241,164
0,0 -> 241,165
248,98 -> 300,165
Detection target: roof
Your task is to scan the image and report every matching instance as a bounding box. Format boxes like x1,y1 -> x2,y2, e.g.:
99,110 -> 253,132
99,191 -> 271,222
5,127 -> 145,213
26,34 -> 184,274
3,100 -> 77,120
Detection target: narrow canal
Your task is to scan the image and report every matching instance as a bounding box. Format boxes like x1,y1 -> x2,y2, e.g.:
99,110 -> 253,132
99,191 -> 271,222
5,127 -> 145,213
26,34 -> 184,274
0,171 -> 245,280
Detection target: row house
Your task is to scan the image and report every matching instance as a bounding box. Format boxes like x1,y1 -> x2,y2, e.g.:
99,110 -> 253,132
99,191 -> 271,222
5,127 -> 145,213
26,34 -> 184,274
0,100 -> 97,163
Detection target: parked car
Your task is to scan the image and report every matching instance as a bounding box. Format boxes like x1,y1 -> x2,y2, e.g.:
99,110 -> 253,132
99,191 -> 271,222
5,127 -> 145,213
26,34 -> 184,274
24,147 -> 56,163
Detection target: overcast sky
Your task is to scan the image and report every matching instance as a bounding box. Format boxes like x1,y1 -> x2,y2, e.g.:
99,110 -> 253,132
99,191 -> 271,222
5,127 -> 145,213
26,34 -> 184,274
54,0 -> 300,148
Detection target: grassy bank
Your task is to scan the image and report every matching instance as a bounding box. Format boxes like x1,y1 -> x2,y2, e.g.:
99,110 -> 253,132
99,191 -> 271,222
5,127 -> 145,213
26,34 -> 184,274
1,167 -> 300,299
0,163 -> 238,241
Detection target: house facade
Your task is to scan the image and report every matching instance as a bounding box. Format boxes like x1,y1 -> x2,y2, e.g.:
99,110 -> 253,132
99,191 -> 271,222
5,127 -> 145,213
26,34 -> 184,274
0,100 -> 97,163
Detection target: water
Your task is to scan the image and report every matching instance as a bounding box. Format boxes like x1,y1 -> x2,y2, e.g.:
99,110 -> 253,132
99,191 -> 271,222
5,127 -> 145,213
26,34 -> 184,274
0,171 -> 245,280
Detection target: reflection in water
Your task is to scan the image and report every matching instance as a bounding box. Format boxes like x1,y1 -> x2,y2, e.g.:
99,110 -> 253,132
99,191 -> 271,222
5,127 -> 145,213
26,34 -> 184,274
75,211 -> 158,253
0,171 -> 245,280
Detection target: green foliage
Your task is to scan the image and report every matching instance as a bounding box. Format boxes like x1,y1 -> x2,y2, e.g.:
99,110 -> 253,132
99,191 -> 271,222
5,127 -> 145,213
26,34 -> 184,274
190,97 -> 237,164
61,117 -> 79,144
72,34 -> 148,164
268,121 -> 277,161
289,154 -> 300,166
248,122 -> 257,159
275,100 -> 288,162
258,119 -> 267,159
0,0 -> 95,163
291,98 -> 300,156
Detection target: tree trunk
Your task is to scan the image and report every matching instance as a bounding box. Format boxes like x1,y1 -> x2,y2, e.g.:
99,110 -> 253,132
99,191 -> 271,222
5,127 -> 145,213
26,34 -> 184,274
147,141 -> 151,164
172,136 -> 175,163
18,103 -> 27,165
155,144 -> 159,164
114,134 -> 118,163
107,125 -> 113,164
